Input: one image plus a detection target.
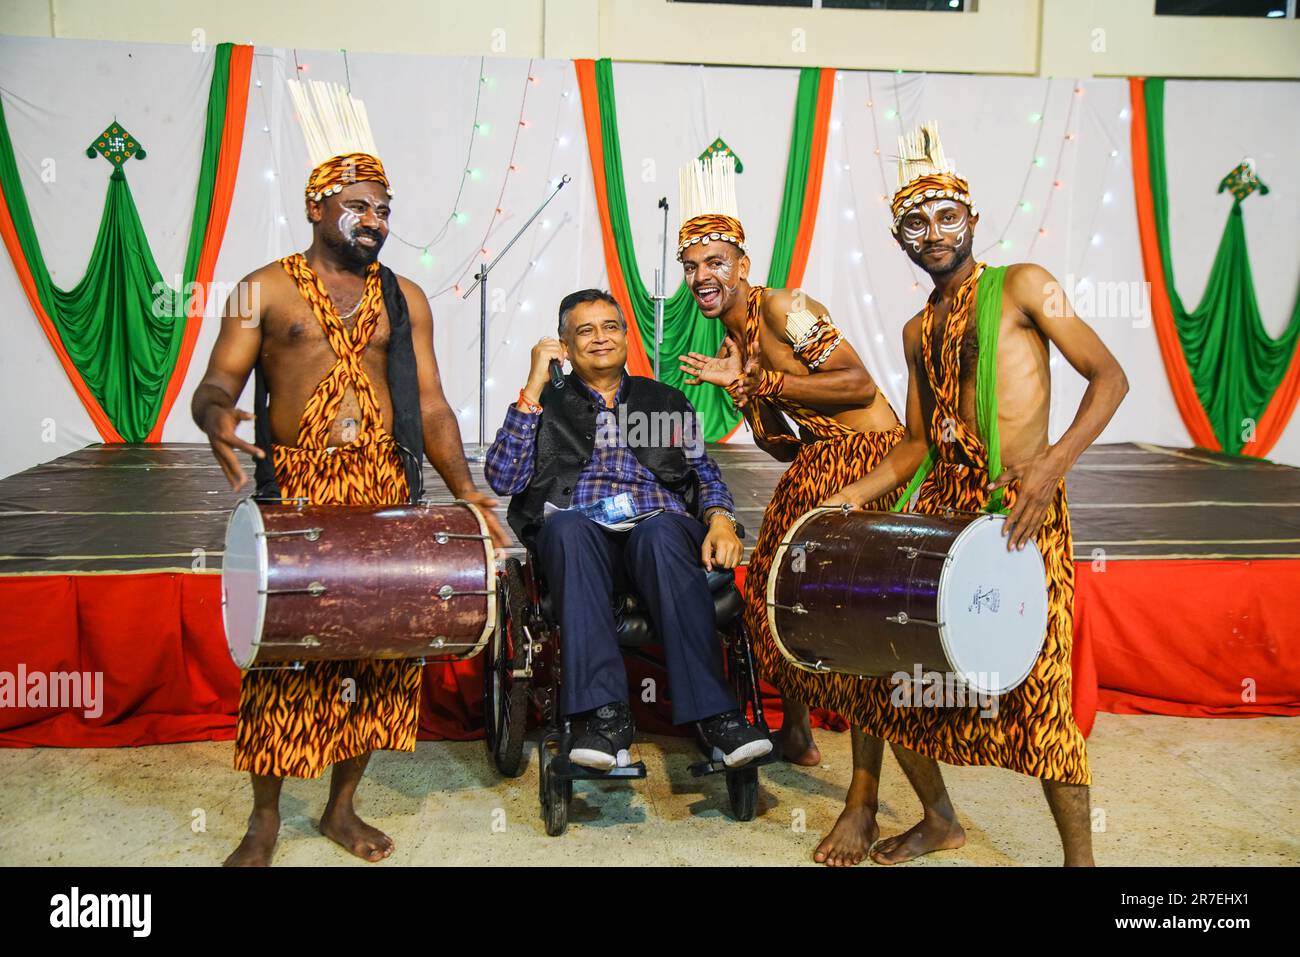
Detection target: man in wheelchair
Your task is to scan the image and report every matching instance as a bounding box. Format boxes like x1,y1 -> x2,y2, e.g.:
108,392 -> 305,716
484,289 -> 773,773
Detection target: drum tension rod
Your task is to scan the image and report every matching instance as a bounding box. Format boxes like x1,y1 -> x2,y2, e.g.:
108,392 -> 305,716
896,545 -> 948,560
775,539 -> 820,552
885,612 -> 939,627
437,585 -> 493,599
261,581 -> 327,597
766,601 -> 808,615
433,532 -> 492,544
245,662 -> 307,672
259,527 -> 324,542
425,637 -> 479,650
258,636 -> 323,648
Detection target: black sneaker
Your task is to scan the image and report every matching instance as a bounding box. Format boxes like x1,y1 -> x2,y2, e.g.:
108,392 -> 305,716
697,710 -> 773,768
569,701 -> 635,771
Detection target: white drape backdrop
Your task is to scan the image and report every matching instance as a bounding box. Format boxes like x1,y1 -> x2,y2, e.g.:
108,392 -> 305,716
1,34 -> 1296,479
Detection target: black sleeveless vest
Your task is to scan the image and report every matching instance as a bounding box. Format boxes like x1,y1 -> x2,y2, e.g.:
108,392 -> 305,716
506,374 -> 700,549
252,264 -> 424,503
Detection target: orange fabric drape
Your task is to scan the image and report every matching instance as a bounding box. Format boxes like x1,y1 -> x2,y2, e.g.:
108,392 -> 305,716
574,58 -> 654,378
1127,76 -> 1220,451
148,43 -> 253,441
786,67 -> 835,288
1241,325 -> 1300,457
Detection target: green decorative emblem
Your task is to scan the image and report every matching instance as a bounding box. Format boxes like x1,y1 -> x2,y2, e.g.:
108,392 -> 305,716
1217,159 -> 1268,205
85,121 -> 147,167
698,137 -> 742,173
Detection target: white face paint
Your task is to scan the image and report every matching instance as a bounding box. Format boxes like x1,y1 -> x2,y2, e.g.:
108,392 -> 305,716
901,199 -> 970,254
336,208 -> 362,245
684,245 -> 742,314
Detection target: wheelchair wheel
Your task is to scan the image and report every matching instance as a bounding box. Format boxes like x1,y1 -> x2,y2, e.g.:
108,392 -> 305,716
484,558 -> 531,777
542,763 -> 571,837
726,766 -> 759,822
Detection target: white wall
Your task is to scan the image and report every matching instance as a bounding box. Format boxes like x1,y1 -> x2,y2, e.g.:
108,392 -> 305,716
0,34 -> 1297,478
2,0 -> 1299,78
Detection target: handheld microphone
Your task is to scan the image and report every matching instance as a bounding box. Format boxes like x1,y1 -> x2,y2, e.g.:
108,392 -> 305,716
549,358 -> 565,390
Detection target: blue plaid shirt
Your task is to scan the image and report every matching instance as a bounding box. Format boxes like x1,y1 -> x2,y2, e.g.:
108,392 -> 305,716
484,375 -> 734,519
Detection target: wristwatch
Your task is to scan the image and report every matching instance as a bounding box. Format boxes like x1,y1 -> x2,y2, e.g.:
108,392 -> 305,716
705,507 -> 738,530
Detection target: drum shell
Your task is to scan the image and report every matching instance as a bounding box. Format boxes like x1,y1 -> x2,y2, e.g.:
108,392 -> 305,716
769,509 -> 970,678
223,502 -> 493,668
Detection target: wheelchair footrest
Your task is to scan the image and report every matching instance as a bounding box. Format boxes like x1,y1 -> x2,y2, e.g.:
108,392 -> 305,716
552,752 -> 647,782
688,749 -> 779,778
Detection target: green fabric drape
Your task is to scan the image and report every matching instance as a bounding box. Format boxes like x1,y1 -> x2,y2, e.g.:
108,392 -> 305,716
1145,78 -> 1300,455
0,43 -> 234,441
592,60 -> 825,441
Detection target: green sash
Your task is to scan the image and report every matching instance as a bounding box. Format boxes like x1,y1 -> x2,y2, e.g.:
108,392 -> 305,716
890,265 -> 1009,515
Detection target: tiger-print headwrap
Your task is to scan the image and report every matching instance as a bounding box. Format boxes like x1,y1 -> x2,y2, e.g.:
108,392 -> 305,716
677,214 -> 748,261
889,172 -> 976,235
305,151 -> 393,203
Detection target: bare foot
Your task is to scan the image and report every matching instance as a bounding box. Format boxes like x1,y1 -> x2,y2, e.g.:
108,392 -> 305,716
778,721 -> 821,766
870,813 -> 965,865
223,808 -> 279,867
814,803 -> 879,867
319,804 -> 394,862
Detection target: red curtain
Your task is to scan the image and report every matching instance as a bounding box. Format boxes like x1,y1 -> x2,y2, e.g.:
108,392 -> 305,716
0,574 -> 482,748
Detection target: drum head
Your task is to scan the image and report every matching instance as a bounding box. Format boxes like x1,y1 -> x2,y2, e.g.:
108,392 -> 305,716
221,499 -> 267,670
936,515 -> 1048,696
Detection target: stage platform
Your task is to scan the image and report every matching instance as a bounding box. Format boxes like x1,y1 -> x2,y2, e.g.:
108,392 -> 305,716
2,442 -> 1297,748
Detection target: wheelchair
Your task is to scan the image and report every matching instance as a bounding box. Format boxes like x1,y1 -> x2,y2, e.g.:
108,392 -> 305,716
482,525 -> 775,836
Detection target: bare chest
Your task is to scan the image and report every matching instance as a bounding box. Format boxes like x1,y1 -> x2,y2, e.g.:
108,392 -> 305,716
261,297 -> 392,370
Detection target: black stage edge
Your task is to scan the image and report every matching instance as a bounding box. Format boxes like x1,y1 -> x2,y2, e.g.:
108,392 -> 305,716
2,442 -> 1299,575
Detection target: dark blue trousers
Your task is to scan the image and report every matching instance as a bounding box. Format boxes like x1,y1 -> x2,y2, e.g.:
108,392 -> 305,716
535,509 -> 736,725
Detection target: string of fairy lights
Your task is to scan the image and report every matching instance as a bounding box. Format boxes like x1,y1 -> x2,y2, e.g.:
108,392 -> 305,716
839,72 -> 908,392
835,67 -> 1128,395
441,59 -> 539,300
246,54 -> 1128,434
977,78 -> 1054,258
449,62 -> 580,422
385,56 -> 488,259
249,50 -> 568,430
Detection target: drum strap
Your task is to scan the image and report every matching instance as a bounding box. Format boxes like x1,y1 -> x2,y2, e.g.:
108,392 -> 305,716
891,265 -> 1009,514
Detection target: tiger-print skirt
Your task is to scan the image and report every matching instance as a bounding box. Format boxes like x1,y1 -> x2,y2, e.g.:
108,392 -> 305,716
856,461 -> 1091,785
747,438 -> 1090,785
745,428 -> 905,725
232,437 -> 421,779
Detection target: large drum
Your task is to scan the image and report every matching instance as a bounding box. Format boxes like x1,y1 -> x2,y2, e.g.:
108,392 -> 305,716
766,507 -> 1048,696
221,499 -> 495,670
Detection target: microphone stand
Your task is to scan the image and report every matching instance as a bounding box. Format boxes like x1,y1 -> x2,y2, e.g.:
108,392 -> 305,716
652,197 -> 669,380
462,174 -> 571,459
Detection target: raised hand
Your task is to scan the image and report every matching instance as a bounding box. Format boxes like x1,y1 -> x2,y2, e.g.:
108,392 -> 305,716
727,354 -> 769,409
680,336 -> 742,387
524,337 -> 568,403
